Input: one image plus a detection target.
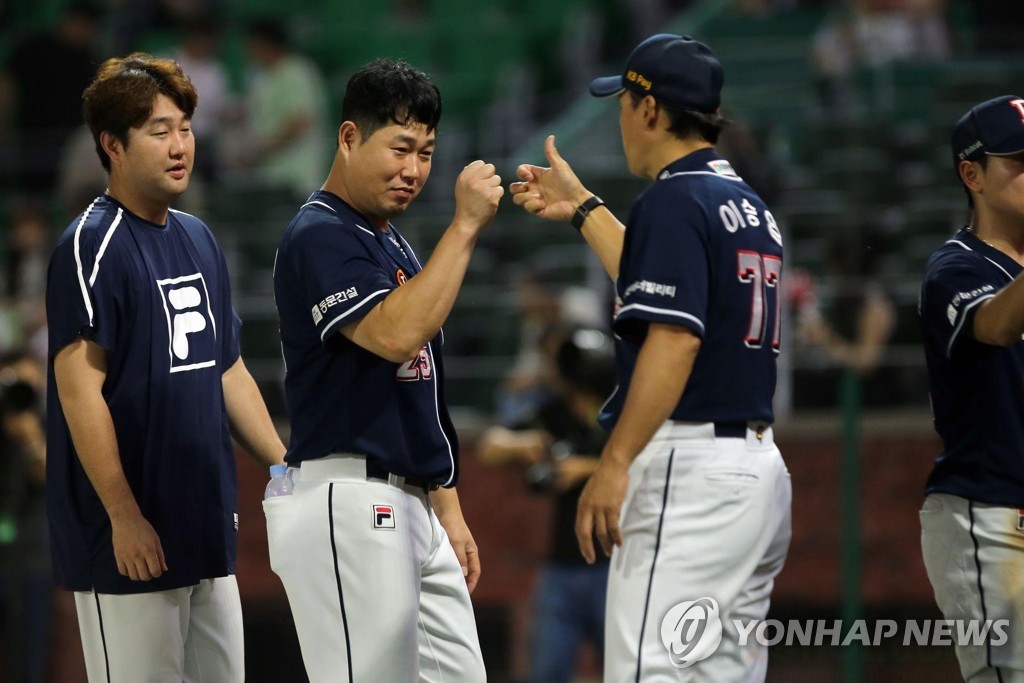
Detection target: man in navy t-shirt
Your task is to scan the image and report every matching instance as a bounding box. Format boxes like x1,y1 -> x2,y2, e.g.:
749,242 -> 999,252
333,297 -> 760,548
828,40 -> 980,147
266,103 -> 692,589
46,54 -> 285,682
511,34 -> 792,681
920,95 -> 1024,681
267,59 -> 502,682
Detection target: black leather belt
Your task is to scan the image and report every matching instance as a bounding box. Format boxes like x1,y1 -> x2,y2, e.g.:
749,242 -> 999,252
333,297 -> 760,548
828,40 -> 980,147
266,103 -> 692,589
714,422 -> 769,439
365,461 -> 440,493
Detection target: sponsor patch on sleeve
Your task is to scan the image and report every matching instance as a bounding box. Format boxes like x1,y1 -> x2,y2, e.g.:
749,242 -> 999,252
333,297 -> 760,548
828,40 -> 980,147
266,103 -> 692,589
312,287 -> 360,324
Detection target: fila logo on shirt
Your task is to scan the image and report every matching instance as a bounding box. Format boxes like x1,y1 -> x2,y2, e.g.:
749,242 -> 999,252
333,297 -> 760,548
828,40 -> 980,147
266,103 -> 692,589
373,505 -> 396,530
156,273 -> 217,373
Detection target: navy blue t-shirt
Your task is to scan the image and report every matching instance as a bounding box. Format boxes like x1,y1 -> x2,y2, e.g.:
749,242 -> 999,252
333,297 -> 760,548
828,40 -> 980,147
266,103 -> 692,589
600,149 -> 783,430
920,228 -> 1024,506
273,191 -> 459,485
46,195 -> 242,594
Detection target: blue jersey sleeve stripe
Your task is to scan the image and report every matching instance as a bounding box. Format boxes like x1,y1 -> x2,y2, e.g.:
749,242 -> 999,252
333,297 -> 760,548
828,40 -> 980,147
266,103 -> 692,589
72,199 -> 100,326
319,288 -> 391,342
947,294 -> 995,358
87,208 -> 124,287
616,303 -> 706,334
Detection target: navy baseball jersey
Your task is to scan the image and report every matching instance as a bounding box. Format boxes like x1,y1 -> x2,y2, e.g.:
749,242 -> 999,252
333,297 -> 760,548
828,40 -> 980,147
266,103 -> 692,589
273,190 -> 459,484
46,195 -> 242,594
600,148 -> 783,430
920,228 -> 1024,506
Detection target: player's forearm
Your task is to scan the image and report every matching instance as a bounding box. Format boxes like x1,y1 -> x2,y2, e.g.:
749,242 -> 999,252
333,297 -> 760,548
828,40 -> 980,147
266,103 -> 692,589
579,206 -> 625,280
601,324 -> 700,466
346,223 -> 477,361
974,274 -> 1024,346
222,357 -> 286,469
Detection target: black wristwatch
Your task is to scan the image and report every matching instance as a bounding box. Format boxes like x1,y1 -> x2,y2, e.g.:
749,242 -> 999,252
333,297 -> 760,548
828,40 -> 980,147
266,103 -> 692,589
571,195 -> 605,232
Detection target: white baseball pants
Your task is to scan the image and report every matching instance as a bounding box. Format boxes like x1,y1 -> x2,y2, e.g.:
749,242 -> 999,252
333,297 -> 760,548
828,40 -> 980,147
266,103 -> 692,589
74,575 -> 244,683
921,493 -> 1024,682
264,455 -> 486,683
604,421 -> 792,683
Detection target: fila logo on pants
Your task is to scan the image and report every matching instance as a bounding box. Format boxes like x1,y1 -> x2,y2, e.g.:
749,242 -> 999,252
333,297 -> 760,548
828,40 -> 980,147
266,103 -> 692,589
373,505 -> 396,530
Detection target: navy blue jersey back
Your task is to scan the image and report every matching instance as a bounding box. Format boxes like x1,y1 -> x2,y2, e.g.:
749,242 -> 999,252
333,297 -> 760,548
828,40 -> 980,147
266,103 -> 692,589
274,191 -> 459,484
920,229 -> 1024,506
46,195 -> 241,594
600,149 -> 783,430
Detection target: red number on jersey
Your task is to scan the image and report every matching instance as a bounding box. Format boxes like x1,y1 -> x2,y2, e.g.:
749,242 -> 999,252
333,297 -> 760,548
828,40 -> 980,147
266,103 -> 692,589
737,250 -> 782,351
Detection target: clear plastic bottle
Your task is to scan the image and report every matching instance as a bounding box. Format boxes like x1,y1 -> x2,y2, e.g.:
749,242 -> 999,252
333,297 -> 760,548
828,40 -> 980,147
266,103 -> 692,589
264,464 -> 293,499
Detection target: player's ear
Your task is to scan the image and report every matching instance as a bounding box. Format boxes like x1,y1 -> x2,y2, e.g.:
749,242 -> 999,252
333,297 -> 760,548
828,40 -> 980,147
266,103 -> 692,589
642,95 -> 659,129
100,131 -> 123,166
338,121 -> 359,154
959,159 -> 983,194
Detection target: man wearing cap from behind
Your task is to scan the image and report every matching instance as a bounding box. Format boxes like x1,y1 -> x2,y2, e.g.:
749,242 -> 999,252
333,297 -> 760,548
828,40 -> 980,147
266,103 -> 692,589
920,95 -> 1024,682
510,34 -> 791,681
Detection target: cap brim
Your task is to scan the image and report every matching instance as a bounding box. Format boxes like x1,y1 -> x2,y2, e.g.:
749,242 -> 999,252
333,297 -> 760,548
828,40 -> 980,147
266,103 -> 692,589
986,130 -> 1024,157
589,75 -> 624,98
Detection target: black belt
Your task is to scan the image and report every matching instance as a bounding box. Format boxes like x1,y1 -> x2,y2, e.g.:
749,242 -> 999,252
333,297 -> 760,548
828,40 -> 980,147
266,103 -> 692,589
365,461 -> 440,493
714,422 -> 770,438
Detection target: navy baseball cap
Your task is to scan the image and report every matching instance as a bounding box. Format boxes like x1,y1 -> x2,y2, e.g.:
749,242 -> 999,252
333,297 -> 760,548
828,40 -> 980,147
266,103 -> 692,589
589,34 -> 723,112
952,95 -> 1024,169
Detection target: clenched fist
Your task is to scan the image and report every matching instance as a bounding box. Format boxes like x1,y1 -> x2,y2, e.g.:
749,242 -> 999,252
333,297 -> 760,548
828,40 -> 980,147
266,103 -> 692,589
453,160 -> 504,232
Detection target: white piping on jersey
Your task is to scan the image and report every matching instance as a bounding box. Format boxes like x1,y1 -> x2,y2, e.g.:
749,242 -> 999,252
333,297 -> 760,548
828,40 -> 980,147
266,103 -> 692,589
944,239 -> 1011,357
73,198 -> 100,326
616,303 -> 706,334
425,342 -> 456,486
319,289 -> 390,341
948,295 -> 994,358
300,200 -> 336,213
658,170 -> 744,182
88,207 -> 123,287
300,200 -> 377,238
947,239 -> 1016,281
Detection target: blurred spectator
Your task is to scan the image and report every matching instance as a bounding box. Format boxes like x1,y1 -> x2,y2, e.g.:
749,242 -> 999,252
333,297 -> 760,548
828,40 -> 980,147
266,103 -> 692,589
168,14 -> 233,183
789,227 -> 897,406
0,200 -> 51,359
107,0 -> 219,55
811,0 -> 950,115
0,349 -> 50,683
0,0 -> 102,195
234,19 -> 329,200
478,327 -> 614,683
717,113 -> 784,206
496,269 -> 604,426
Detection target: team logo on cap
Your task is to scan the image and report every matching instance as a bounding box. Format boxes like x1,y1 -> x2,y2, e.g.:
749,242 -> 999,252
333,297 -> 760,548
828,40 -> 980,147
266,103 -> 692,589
626,70 -> 652,91
373,504 -> 396,530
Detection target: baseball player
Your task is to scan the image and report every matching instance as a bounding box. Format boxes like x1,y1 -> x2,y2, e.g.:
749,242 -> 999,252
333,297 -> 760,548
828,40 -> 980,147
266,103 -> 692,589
45,54 -> 286,682
510,34 -> 792,682
268,58 -> 502,682
920,94 -> 1024,681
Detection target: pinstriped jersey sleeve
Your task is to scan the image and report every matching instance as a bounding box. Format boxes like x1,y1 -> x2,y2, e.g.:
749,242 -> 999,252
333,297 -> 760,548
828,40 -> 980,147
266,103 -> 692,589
278,216 -> 395,347
615,191 -> 709,337
921,250 -> 998,359
46,210 -> 127,357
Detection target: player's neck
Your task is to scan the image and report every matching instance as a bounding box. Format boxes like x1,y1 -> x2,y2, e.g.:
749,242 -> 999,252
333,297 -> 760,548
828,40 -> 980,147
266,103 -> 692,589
105,179 -> 170,225
321,176 -> 388,230
641,137 -> 714,179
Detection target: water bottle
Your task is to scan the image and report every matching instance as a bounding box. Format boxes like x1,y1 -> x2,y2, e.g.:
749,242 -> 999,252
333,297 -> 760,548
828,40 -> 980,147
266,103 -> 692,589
264,464 -> 293,499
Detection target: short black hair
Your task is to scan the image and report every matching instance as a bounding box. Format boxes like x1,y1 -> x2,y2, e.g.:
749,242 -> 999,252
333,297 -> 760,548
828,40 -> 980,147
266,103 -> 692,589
629,91 -> 729,144
341,59 -> 441,140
